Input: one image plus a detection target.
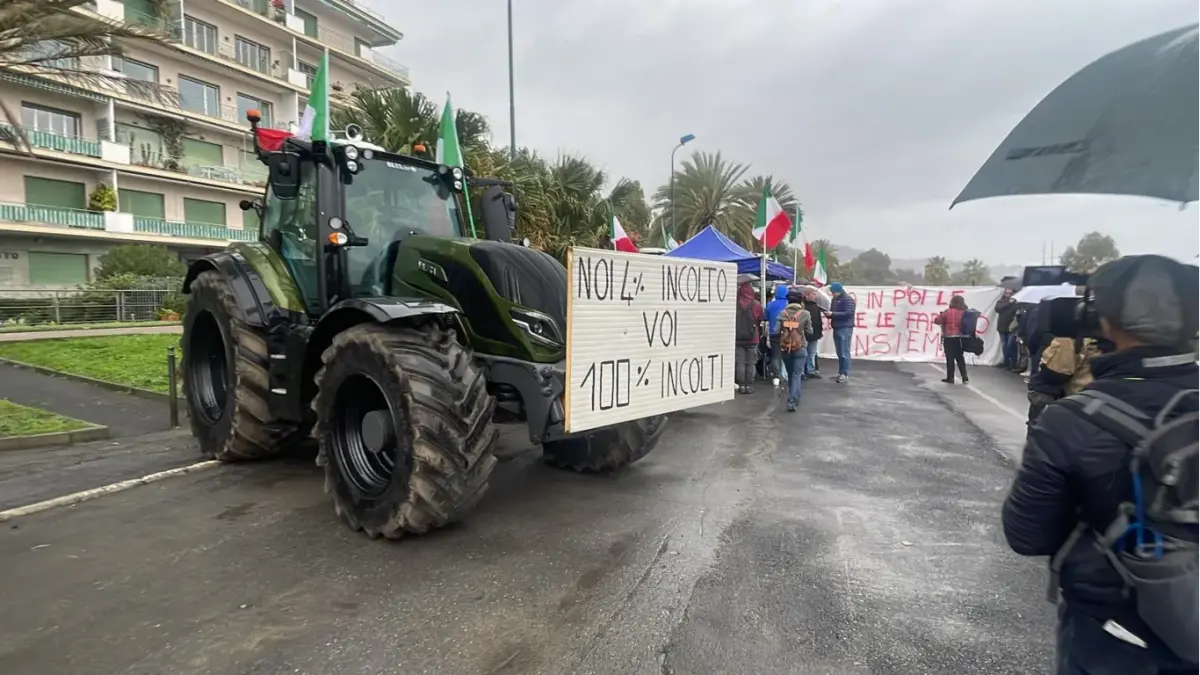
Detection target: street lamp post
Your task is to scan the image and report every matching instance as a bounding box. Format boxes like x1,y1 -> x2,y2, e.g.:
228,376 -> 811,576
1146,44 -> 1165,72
507,0 -> 516,161
669,133 -> 696,238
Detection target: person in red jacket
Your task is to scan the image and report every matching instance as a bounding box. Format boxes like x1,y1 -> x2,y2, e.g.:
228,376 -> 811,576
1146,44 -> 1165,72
934,295 -> 970,384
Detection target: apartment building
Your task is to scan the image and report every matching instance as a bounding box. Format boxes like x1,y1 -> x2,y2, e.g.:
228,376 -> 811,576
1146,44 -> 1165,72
0,0 -> 407,289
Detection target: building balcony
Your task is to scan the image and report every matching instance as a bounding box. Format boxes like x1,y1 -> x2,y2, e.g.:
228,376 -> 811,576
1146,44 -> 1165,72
0,202 -> 106,231
133,216 -> 257,242
0,124 -> 102,159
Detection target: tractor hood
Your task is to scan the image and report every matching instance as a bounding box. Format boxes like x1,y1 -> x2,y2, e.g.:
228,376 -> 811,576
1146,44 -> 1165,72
466,240 -> 567,330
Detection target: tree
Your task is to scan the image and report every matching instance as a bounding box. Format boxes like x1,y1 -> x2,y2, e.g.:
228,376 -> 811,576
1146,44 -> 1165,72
1060,232 -> 1120,273
848,248 -> 894,284
924,256 -> 951,285
0,0 -> 174,150
96,244 -> 186,279
950,258 -> 994,286
894,268 -> 924,285
652,151 -> 750,246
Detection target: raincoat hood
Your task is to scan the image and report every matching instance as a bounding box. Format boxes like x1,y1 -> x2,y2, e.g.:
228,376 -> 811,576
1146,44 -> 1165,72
774,284 -> 789,300
737,282 -> 756,306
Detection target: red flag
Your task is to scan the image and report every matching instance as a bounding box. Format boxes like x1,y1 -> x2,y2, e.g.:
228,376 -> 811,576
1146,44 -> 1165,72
255,128 -> 293,152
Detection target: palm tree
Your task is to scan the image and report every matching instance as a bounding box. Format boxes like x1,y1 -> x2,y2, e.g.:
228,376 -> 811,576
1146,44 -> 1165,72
732,174 -> 797,252
329,87 -> 437,155
924,256 -> 951,285
952,258 -> 994,286
0,0 -> 174,150
652,151 -> 750,244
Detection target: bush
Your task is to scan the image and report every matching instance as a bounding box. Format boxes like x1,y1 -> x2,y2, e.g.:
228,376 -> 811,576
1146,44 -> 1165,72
96,245 -> 186,279
88,184 -> 117,212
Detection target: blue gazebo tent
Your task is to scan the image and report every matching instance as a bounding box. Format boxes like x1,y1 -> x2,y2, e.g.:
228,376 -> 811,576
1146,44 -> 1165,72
664,225 -> 795,280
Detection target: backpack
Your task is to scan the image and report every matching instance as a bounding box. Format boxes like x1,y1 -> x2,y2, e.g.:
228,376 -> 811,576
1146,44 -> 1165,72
778,306 -> 807,354
735,302 -> 757,343
1048,388 -> 1199,663
959,308 -> 981,336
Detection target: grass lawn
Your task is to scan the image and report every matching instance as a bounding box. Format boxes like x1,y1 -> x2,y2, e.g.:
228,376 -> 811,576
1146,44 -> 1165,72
0,334 -> 181,393
0,400 -> 90,438
0,320 -> 179,334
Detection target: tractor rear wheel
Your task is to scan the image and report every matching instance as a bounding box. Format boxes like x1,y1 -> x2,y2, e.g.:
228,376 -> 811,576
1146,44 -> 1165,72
313,322 -> 498,539
542,416 -> 668,472
183,270 -> 300,461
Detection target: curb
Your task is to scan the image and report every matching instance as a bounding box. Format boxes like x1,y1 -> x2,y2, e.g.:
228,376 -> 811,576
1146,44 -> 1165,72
0,424 -> 110,452
0,358 -> 184,405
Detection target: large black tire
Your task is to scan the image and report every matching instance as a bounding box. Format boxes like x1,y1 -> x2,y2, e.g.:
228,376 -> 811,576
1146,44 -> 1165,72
542,416 -> 668,472
313,322 -> 498,539
183,271 -> 300,461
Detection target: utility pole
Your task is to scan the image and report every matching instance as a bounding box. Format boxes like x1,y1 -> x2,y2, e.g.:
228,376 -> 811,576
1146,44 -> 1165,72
507,0 -> 516,161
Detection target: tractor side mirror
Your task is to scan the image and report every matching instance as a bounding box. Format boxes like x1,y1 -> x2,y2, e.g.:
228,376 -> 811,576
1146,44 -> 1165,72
480,185 -> 516,242
267,152 -> 302,200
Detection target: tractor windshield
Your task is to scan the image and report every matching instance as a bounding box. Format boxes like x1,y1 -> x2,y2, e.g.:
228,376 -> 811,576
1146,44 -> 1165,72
345,159 -> 463,296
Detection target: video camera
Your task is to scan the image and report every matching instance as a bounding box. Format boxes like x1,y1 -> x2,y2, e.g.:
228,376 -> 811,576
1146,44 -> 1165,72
1022,265 -> 1099,339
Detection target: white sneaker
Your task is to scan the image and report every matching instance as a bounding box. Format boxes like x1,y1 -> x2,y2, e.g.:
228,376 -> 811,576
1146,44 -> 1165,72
772,377 -> 780,387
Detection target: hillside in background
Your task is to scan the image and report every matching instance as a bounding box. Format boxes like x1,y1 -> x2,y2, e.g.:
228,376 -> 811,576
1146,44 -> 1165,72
832,245 -> 1022,282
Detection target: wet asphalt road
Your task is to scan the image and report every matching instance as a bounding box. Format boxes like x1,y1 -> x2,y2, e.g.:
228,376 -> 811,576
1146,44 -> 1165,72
0,361 -> 1055,675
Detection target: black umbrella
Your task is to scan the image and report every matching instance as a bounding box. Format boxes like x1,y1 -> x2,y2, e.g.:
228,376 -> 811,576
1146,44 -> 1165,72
953,24 -> 1198,207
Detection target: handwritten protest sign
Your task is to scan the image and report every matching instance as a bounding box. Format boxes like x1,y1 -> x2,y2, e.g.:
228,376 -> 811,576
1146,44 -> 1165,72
564,248 -> 737,433
816,286 -> 1005,364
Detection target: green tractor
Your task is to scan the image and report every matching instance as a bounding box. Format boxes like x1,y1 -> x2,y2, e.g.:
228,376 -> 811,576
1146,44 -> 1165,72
180,112 -> 667,539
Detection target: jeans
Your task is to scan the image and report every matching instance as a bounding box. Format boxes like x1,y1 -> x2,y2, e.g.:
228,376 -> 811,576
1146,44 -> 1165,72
770,335 -> 784,381
1056,605 -> 1193,675
781,349 -> 805,407
1000,332 -> 1018,369
807,337 -> 821,374
735,345 -> 757,386
943,336 -> 968,382
832,327 -> 853,376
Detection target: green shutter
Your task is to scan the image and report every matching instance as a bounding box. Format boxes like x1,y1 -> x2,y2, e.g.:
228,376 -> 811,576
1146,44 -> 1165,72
29,252 -> 88,286
24,177 -> 87,209
243,206 -> 261,232
181,138 -> 224,169
296,9 -> 318,37
118,189 -> 166,219
184,198 -> 226,226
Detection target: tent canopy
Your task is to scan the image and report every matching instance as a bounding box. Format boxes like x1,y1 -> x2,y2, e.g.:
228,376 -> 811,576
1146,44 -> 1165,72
664,225 -> 794,280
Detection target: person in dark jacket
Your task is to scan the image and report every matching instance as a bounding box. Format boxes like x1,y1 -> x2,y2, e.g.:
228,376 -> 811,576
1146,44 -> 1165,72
765,284 -> 790,382
995,288 -> 1020,371
933,294 -> 969,384
802,291 -> 825,378
827,282 -> 856,383
1002,255 -> 1199,675
734,281 -> 764,394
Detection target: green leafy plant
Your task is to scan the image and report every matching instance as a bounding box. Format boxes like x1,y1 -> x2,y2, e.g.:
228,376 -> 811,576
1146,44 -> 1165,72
88,183 -> 117,212
140,115 -> 187,172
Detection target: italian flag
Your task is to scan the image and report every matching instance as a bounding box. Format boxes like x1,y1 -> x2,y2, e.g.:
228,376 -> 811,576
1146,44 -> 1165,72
436,92 -> 462,167
752,183 -> 792,251
611,211 -> 638,253
812,246 -> 829,286
296,51 -> 329,143
789,205 -> 814,271
661,223 -> 680,250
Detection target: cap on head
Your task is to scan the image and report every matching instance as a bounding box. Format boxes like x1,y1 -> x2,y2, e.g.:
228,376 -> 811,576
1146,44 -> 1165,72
1090,255 -> 1198,349
830,282 -> 844,294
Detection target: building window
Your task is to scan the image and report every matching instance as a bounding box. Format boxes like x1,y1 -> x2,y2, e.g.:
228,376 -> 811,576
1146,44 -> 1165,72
112,57 -> 158,83
20,104 -> 80,137
116,123 -> 165,166
183,16 -> 218,55
179,76 -> 221,118
118,189 -> 166,219
24,41 -> 78,70
298,60 -> 317,89
354,38 -> 370,57
236,94 -> 272,126
28,252 -> 89,286
24,176 -> 87,210
294,8 -> 318,38
234,36 -> 270,74
184,198 -> 227,226
181,137 -> 224,169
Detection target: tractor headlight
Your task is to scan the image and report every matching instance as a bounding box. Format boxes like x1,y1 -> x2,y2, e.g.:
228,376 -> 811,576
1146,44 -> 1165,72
453,179 -> 464,191
344,145 -> 359,160
451,167 -> 464,180
510,308 -> 563,346
345,160 -> 359,173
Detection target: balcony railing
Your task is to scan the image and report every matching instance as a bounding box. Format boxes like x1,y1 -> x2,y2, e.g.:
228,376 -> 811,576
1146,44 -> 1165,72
232,0 -> 287,24
369,52 -> 409,80
0,124 -> 102,158
179,101 -> 242,124
123,7 -> 182,38
0,202 -> 105,230
133,216 -> 257,241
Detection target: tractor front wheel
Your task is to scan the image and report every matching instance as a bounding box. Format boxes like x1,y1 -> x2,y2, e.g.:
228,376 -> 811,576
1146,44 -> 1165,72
542,416 -> 668,472
313,322 -> 498,539
183,270 -> 300,461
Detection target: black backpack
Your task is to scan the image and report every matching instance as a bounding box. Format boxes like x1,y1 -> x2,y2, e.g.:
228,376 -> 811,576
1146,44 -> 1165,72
736,302 -> 757,342
1048,388 -> 1199,663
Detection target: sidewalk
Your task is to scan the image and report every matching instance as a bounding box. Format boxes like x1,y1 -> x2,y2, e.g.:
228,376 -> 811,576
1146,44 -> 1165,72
0,363 -> 174,438
0,325 -> 182,342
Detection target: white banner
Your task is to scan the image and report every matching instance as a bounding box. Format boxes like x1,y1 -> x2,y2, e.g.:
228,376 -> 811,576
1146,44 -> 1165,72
816,286 -> 1005,365
565,248 -> 737,433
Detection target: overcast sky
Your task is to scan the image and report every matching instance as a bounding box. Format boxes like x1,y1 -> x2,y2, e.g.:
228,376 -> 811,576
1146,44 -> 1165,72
371,0 -> 1198,265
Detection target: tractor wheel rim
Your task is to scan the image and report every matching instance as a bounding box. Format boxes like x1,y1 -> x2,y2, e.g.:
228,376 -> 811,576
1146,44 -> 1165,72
188,310 -> 228,424
330,373 -> 397,498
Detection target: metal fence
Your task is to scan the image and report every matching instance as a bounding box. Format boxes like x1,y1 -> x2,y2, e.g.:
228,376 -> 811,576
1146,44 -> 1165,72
0,288 -> 183,328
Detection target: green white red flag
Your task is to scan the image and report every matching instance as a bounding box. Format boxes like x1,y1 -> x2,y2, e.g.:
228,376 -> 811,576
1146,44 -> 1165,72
611,212 -> 638,253
752,183 -> 791,250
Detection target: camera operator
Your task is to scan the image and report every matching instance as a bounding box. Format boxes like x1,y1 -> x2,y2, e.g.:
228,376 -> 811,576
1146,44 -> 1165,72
1002,254 -> 1198,674
1025,286 -> 1106,425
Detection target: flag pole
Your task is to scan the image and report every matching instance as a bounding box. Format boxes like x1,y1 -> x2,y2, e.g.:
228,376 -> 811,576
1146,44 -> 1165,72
462,181 -> 477,239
